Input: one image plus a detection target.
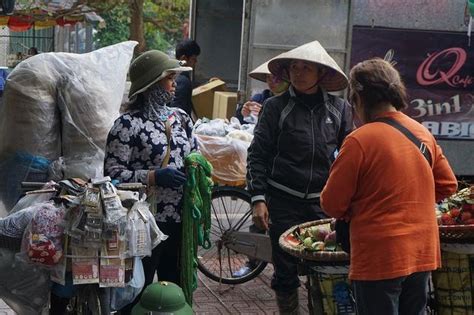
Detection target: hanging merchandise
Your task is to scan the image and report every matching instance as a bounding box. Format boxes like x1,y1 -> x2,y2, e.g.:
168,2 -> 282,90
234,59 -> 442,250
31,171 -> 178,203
181,152 -> 213,305
71,246 -> 100,285
0,178 -> 167,313
19,202 -> 66,266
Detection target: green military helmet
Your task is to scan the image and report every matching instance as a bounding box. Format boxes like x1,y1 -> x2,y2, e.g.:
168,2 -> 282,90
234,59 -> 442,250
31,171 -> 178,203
131,281 -> 192,315
128,50 -> 192,99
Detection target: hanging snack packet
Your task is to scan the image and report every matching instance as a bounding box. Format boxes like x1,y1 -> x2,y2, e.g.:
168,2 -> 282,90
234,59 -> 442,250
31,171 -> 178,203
71,246 -> 99,284
103,196 -> 127,223
100,239 -> 125,287
82,187 -> 101,208
127,207 -> 151,258
100,181 -> 118,200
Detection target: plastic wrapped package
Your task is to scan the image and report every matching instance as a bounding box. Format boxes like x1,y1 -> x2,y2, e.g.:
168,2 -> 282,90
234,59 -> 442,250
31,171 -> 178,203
226,130 -> 254,142
0,41 -> 137,215
110,256 -> 145,311
19,202 -> 66,267
194,118 -> 228,137
196,134 -> 249,186
126,201 -> 167,258
9,183 -> 57,214
0,153 -> 50,214
0,206 -> 36,238
0,248 -> 50,315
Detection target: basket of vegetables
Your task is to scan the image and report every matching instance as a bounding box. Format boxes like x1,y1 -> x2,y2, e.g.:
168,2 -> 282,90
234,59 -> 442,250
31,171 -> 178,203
436,186 -> 474,243
279,219 -> 349,262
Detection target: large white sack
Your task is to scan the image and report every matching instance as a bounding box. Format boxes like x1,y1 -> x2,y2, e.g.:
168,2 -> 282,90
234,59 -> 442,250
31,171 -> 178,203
0,41 -> 137,213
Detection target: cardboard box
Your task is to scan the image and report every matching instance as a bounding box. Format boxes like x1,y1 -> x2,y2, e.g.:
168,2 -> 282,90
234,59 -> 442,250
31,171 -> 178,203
212,91 -> 237,120
192,79 -> 226,118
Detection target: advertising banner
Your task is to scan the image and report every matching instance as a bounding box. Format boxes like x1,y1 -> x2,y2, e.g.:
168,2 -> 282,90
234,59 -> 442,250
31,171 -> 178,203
351,27 -> 474,140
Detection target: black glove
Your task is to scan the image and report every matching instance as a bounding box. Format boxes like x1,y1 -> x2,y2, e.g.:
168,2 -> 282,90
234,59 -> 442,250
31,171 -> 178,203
154,167 -> 186,188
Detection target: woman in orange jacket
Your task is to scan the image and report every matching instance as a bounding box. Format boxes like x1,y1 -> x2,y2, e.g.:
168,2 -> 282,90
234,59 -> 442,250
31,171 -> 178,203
321,58 -> 457,315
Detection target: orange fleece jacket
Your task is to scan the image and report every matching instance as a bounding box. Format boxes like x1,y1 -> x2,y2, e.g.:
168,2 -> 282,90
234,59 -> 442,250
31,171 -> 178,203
321,111 -> 457,281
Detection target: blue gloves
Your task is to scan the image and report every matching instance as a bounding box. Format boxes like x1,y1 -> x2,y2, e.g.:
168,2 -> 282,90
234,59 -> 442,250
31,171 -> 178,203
154,167 -> 186,188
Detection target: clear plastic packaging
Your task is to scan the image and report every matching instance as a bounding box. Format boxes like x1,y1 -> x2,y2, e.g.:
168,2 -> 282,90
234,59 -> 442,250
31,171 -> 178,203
195,134 -> 250,186
0,206 -> 36,238
110,256 -> 145,311
19,202 -> 66,267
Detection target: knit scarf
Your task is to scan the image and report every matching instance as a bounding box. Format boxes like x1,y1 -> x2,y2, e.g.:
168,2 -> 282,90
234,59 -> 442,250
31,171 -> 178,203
143,85 -> 174,121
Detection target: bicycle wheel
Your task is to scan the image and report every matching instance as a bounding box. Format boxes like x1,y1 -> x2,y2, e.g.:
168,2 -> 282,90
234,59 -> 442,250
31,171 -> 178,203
197,186 -> 268,284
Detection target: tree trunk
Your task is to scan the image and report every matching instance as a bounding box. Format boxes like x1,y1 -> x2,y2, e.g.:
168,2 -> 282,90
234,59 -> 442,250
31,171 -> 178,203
129,0 -> 146,53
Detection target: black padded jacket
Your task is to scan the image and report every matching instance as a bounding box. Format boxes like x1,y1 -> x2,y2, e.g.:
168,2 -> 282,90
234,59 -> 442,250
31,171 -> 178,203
247,86 -> 353,204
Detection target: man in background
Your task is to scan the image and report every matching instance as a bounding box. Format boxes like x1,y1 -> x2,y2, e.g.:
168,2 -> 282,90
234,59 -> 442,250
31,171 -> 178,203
171,39 -> 201,116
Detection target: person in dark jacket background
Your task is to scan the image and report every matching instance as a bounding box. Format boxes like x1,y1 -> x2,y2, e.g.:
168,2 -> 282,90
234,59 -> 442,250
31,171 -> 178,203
170,39 -> 201,116
247,40 -> 353,314
235,61 -> 289,124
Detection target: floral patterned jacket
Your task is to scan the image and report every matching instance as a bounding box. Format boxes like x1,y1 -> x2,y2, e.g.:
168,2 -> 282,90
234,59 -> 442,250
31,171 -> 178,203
104,105 -> 198,223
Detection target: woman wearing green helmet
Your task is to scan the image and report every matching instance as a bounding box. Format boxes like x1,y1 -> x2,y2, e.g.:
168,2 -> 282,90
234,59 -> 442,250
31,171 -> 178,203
104,50 -> 196,314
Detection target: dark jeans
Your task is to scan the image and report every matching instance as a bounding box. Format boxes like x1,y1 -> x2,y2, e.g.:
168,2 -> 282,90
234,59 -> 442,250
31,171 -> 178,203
352,271 -> 430,315
268,194 -> 325,293
120,221 -> 182,314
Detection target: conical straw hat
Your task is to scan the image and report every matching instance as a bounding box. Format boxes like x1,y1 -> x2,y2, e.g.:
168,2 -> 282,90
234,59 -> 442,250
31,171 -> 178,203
268,40 -> 348,91
248,61 -> 271,82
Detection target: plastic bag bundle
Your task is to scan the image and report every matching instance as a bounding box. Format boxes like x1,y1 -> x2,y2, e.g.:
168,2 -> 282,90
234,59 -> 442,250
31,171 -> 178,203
20,202 -> 66,266
0,41 -> 137,215
126,201 -> 167,258
195,134 -> 249,186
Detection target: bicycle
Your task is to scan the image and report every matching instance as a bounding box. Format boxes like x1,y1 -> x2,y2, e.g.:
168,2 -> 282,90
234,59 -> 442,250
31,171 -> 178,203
197,185 -> 272,284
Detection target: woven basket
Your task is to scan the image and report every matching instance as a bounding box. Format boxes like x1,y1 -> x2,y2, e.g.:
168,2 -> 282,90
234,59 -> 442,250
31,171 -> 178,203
439,224 -> 474,243
279,219 -> 350,262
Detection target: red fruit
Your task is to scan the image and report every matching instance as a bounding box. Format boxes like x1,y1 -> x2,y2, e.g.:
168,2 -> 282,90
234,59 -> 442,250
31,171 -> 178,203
285,234 -> 301,247
461,212 -> 472,223
441,213 -> 456,225
450,208 -> 461,218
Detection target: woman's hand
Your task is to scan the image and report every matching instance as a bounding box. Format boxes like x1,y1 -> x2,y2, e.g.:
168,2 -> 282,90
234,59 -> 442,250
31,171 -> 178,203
252,201 -> 269,231
241,101 -> 262,117
153,167 -> 186,188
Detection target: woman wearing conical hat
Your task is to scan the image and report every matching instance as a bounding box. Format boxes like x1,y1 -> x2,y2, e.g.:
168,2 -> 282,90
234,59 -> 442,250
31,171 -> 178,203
235,61 -> 289,124
247,40 -> 353,313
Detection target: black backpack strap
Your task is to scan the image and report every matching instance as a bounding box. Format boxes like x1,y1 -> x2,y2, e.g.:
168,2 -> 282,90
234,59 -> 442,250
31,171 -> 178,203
374,117 -> 432,166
